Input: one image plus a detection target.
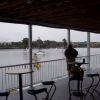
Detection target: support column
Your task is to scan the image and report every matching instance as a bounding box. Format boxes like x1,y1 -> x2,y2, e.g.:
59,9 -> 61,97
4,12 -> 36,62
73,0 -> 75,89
87,32 -> 90,72
67,29 -> 71,46
28,24 -> 33,88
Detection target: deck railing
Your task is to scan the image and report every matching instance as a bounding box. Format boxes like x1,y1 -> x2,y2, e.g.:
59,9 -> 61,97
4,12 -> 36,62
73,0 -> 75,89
0,59 -> 67,90
0,54 -> 100,90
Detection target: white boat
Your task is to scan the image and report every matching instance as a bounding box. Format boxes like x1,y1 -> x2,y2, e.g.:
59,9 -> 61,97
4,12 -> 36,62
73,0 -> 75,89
32,50 -> 45,61
36,50 -> 45,55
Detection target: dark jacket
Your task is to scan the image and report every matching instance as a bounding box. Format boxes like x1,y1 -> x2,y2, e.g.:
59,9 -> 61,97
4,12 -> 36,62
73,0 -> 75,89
65,47 -> 78,60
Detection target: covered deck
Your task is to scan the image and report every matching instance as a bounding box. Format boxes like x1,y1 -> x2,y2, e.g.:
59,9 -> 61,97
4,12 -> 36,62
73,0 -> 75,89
0,0 -> 100,100
1,76 -> 100,100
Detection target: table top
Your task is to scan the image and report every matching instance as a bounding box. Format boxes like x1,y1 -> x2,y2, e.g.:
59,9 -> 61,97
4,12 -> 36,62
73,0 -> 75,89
6,68 -> 34,75
68,61 -> 88,65
75,62 -> 88,64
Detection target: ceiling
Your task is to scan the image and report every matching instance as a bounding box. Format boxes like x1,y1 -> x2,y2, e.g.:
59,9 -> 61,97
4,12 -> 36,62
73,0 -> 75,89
0,0 -> 100,33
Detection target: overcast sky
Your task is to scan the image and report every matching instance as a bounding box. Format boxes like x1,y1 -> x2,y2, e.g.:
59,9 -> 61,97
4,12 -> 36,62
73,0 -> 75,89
0,22 -> 100,42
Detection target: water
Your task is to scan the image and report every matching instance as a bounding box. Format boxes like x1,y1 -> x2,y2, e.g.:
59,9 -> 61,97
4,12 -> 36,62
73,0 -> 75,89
76,48 -> 100,56
0,49 -> 29,66
0,48 -> 100,66
0,48 -> 100,89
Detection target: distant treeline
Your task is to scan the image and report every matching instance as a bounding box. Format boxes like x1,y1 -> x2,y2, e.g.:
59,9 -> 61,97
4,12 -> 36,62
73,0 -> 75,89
0,38 -> 66,49
0,38 -> 100,49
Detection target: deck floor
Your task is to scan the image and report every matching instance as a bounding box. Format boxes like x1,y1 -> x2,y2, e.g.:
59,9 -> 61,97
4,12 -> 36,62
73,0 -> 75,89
1,76 -> 100,100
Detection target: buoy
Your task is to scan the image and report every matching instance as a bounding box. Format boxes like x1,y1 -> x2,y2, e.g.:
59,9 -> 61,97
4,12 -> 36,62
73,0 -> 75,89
34,63 -> 41,70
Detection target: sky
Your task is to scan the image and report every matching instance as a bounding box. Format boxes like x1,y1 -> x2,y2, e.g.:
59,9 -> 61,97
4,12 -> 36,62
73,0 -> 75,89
0,22 -> 100,42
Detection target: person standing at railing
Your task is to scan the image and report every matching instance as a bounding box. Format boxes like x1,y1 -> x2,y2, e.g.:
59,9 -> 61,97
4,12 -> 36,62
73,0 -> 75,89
65,44 -> 84,79
64,44 -> 78,71
32,53 -> 41,70
33,53 -> 38,62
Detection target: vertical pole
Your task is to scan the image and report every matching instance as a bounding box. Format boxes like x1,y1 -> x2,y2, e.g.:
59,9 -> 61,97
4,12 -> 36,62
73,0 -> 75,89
28,24 -> 33,88
67,29 -> 71,46
87,32 -> 90,72
19,74 -> 23,100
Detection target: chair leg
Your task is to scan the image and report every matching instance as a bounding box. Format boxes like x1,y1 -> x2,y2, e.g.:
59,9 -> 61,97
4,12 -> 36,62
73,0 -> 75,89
27,88 -> 49,100
68,95 -> 72,100
45,91 -> 49,100
42,81 -> 56,100
49,84 -> 56,100
34,94 -> 38,100
68,79 -> 72,99
6,96 -> 8,100
6,96 -> 7,100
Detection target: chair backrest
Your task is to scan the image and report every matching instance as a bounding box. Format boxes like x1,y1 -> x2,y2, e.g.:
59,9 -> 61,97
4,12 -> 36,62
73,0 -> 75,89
66,58 -> 75,77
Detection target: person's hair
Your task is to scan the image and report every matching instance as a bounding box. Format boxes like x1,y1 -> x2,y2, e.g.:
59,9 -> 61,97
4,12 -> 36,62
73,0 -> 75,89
68,44 -> 73,48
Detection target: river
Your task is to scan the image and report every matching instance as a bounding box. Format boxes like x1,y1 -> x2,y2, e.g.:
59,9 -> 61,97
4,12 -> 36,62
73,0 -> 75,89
0,48 -> 100,66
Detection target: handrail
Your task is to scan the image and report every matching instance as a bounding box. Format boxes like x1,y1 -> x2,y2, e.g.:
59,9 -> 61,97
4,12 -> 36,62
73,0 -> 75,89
0,54 -> 100,90
0,58 -> 67,90
0,54 -> 100,68
0,58 -> 66,68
